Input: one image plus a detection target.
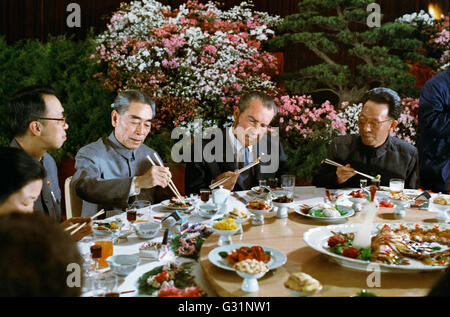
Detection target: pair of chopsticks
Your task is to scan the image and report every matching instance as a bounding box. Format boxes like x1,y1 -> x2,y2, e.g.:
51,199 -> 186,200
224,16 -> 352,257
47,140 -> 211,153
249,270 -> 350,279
209,157 -> 261,190
64,209 -> 105,236
322,158 -> 376,181
146,154 -> 185,204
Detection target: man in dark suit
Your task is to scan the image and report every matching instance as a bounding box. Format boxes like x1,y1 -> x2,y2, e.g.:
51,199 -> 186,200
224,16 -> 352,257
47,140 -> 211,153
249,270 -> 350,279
72,90 -> 171,217
8,86 -> 68,222
185,91 -> 289,194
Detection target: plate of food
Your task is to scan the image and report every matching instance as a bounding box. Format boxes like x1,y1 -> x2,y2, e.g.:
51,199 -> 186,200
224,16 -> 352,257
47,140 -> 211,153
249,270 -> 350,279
160,197 -> 194,211
303,222 -> 450,272
295,203 -> 354,222
250,186 -> 271,195
208,244 -> 287,272
92,218 -> 123,236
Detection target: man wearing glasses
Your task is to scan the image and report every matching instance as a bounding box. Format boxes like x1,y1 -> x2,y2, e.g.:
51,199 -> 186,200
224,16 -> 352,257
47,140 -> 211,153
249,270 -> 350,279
8,86 -> 69,222
313,87 -> 419,189
72,90 -> 171,217
185,90 -> 289,194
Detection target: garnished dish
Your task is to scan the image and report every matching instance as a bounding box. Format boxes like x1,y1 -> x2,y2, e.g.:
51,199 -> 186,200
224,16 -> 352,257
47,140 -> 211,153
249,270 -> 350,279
208,244 -> 287,272
250,186 -> 271,194
304,223 -> 450,272
284,272 -> 322,296
160,198 -> 193,210
224,208 -> 249,220
213,218 -> 239,231
225,245 -> 271,265
168,197 -> 192,208
273,195 -> 293,203
92,219 -> 122,235
137,262 -> 206,297
234,259 -> 269,274
297,203 -> 354,221
379,201 -> 395,208
246,201 -> 271,210
349,190 -> 368,199
390,192 -> 414,201
433,195 -> 450,205
139,241 -> 163,259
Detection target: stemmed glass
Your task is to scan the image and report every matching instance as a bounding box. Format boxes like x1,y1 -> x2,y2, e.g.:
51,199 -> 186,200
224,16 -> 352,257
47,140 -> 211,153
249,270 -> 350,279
126,208 -> 137,231
360,179 -> 368,190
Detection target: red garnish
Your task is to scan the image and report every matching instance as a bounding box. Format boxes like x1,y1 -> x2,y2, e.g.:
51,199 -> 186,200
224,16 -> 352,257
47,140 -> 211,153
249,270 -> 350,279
155,270 -> 169,283
379,201 -> 394,208
327,234 -> 346,248
342,247 -> 359,258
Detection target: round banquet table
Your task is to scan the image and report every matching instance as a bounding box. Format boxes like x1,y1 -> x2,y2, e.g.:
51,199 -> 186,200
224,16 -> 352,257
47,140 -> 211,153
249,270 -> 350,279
199,194 -> 447,297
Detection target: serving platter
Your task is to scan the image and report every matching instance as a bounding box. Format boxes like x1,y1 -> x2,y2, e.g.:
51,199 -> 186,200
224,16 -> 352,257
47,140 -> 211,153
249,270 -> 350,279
303,223 -> 449,273
294,204 -> 355,222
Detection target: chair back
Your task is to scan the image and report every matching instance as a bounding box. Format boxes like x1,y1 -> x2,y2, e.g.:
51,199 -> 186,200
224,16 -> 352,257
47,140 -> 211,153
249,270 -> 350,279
64,176 -> 82,219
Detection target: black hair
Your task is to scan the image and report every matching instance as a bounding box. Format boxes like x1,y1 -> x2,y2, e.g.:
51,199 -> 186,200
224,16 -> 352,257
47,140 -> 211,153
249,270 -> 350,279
8,85 -> 57,137
237,90 -> 277,116
0,147 -> 46,204
361,87 -> 402,120
111,90 -> 156,118
0,212 -> 83,297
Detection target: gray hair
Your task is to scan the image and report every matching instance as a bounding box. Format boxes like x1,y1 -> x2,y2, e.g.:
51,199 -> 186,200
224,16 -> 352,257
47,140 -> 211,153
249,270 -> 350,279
111,90 -> 156,118
237,90 -> 277,116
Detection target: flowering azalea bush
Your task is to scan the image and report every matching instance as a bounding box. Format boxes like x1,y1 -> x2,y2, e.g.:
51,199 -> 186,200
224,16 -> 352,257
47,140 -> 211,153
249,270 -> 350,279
93,0 -> 281,130
272,95 -> 347,181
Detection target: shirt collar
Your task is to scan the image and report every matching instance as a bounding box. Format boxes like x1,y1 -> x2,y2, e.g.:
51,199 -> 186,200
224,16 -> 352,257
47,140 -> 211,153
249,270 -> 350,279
108,132 -> 136,161
228,127 -> 253,155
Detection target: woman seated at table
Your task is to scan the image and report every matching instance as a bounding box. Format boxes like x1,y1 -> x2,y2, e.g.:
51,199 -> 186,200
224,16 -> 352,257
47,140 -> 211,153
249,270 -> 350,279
0,147 -> 91,240
0,212 -> 83,296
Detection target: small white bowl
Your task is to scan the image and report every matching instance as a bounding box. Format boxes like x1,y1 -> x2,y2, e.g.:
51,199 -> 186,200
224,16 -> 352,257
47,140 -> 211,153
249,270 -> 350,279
106,254 -> 140,276
211,224 -> 240,246
198,204 -> 219,218
134,222 -> 161,239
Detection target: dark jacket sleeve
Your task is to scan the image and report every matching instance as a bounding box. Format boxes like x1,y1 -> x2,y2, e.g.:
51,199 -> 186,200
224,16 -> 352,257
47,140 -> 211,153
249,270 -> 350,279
405,147 -> 420,189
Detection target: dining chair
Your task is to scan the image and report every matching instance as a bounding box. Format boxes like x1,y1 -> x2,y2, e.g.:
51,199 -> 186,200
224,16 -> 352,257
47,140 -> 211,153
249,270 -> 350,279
64,176 -> 83,219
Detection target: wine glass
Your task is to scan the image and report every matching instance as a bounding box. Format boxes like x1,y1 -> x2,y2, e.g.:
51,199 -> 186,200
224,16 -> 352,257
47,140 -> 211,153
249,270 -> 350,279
360,178 -> 368,190
126,208 -> 137,230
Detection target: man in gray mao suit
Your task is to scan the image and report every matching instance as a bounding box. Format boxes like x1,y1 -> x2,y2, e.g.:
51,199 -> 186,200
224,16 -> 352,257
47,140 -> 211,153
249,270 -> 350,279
7,86 -> 68,222
72,90 -> 171,217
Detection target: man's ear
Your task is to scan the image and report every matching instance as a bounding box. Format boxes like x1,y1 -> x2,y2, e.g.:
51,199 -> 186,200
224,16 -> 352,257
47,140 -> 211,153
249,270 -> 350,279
28,121 -> 42,136
232,107 -> 240,128
111,110 -> 119,128
390,120 -> 398,132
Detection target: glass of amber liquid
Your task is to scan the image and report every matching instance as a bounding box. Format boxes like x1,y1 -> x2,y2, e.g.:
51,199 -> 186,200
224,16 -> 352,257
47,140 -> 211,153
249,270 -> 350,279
200,189 -> 211,203
94,238 -> 113,268
126,209 -> 137,230
389,179 -> 405,195
90,244 -> 102,271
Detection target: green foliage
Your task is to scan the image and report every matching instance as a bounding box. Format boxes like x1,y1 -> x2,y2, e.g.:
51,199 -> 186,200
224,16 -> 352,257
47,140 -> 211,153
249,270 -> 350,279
282,139 -> 328,182
269,0 -> 430,103
0,34 -> 115,162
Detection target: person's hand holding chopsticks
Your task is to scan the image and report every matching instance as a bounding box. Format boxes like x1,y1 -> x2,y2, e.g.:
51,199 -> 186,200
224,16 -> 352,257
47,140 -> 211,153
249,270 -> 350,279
61,217 -> 93,242
135,165 -> 172,190
336,163 -> 357,184
211,170 -> 239,191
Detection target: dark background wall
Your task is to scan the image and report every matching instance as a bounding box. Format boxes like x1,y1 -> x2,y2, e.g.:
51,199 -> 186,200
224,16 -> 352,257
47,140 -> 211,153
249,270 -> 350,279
1,0 -> 447,43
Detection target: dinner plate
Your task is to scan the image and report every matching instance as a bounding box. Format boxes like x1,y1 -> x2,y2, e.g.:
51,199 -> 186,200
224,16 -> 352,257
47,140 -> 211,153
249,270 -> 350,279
294,205 -> 355,222
303,222 -> 449,273
160,199 -> 194,211
208,244 -> 287,272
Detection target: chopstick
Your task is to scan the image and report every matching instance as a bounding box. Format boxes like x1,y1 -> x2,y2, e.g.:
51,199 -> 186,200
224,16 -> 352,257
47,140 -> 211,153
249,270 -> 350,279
64,223 -> 79,232
209,157 -> 261,190
146,155 -> 185,203
322,158 -> 376,180
91,209 -> 105,220
153,154 -> 185,201
70,222 -> 87,235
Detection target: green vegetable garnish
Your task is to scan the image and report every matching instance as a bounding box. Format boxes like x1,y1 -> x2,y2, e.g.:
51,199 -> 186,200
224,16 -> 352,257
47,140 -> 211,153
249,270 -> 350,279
335,205 -> 348,216
355,289 -> 378,297
218,251 -> 228,258
264,251 -> 272,256
359,247 -> 371,261
431,246 -> 441,251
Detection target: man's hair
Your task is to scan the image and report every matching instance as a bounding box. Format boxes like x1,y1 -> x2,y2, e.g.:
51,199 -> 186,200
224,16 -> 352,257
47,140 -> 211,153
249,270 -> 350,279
237,90 -> 277,116
111,90 -> 156,117
0,147 -> 46,205
8,85 -> 57,137
0,212 -> 83,297
361,87 -> 402,120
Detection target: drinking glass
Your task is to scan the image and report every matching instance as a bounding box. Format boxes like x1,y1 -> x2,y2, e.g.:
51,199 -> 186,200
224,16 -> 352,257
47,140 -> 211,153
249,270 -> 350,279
130,200 -> 152,222
96,273 -> 120,297
90,244 -> 102,271
268,178 -> 279,189
360,178 -> 368,190
389,179 -> 405,195
281,174 -> 296,198
94,238 -> 113,268
200,189 -> 211,203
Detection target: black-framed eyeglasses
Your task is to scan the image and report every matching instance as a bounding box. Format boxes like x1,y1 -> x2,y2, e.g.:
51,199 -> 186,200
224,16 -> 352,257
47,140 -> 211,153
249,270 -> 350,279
37,114 -> 67,125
